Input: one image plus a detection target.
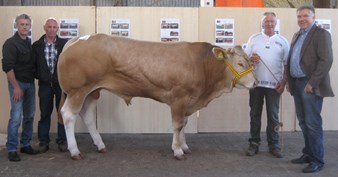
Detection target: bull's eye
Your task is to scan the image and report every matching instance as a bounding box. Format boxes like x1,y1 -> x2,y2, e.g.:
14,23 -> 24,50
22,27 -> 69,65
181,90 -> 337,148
238,63 -> 244,68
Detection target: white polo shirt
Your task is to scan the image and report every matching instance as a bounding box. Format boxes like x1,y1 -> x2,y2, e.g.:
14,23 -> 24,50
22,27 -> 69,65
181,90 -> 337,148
245,32 -> 289,89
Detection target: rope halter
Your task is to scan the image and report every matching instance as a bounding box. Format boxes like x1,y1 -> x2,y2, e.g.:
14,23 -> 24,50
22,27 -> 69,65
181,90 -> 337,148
224,60 -> 254,87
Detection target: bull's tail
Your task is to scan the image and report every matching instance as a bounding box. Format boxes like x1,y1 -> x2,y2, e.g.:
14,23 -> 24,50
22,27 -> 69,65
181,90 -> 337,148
58,92 -> 67,124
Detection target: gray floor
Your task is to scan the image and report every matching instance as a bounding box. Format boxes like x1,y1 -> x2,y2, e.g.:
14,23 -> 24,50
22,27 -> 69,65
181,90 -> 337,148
0,131 -> 337,177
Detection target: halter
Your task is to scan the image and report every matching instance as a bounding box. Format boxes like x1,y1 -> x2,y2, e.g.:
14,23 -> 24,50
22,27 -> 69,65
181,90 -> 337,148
224,60 -> 254,87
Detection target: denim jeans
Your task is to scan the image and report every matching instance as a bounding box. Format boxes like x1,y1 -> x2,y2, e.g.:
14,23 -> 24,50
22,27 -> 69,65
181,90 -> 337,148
249,87 -> 281,149
6,81 -> 35,152
293,77 -> 324,165
38,82 -> 66,145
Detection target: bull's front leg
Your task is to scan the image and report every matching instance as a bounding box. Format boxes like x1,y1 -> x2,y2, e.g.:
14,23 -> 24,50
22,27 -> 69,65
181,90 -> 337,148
179,118 -> 191,154
171,106 -> 190,160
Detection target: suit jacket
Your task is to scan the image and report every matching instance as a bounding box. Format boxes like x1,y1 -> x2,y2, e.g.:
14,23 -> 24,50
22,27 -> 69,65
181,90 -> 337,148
286,25 -> 334,97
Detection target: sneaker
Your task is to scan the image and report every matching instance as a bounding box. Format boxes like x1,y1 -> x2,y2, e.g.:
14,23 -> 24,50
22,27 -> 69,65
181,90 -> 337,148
246,143 -> 259,156
269,148 -> 283,158
20,145 -> 39,155
38,143 -> 49,153
8,152 -> 21,162
58,142 -> 68,152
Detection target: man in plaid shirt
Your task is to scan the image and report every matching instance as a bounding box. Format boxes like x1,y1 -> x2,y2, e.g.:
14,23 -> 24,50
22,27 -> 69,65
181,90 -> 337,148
32,18 -> 68,153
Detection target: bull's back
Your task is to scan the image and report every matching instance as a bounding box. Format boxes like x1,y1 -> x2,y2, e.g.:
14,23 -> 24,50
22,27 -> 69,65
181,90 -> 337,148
58,34 -> 213,99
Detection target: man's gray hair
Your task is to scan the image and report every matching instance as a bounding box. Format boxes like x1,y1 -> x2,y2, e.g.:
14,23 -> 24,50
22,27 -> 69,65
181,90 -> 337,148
15,13 -> 31,25
263,11 -> 276,17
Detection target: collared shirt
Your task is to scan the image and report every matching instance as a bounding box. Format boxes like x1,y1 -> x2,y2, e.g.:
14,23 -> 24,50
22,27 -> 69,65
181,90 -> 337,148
290,23 -> 315,78
245,32 -> 289,88
44,38 -> 57,74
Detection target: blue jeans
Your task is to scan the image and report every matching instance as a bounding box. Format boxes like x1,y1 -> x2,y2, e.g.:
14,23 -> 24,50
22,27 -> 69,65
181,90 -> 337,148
249,87 -> 281,149
38,82 -> 66,145
6,81 -> 36,152
293,77 -> 324,165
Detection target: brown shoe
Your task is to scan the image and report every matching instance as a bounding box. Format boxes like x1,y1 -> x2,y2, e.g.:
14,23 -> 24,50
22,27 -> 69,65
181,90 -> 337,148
246,143 -> 259,156
58,142 -> 68,152
38,143 -> 49,153
269,148 -> 283,158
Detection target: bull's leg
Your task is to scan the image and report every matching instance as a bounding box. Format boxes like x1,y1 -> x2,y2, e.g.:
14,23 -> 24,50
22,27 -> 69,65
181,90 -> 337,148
179,117 -> 191,154
79,91 -> 106,153
170,105 -> 189,160
61,99 -> 82,160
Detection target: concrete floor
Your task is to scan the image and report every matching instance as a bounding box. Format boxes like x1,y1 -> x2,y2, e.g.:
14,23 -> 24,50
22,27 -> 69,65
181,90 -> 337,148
0,131 -> 337,177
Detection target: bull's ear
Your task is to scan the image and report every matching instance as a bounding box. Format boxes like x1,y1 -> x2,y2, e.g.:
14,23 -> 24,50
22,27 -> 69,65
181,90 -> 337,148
212,47 -> 227,61
231,45 -> 244,55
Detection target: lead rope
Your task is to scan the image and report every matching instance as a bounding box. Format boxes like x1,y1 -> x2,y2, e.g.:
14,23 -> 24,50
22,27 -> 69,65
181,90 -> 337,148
259,59 -> 284,151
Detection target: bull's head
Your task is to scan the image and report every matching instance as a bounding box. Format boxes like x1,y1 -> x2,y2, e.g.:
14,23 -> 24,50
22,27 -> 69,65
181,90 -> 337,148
212,46 -> 256,92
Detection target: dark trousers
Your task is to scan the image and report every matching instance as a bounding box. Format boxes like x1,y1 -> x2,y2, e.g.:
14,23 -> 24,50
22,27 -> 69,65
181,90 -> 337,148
38,82 -> 66,145
249,87 -> 281,149
293,77 -> 324,165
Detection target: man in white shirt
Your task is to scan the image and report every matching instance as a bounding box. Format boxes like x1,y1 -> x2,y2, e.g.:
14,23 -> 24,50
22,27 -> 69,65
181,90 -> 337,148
244,12 -> 289,158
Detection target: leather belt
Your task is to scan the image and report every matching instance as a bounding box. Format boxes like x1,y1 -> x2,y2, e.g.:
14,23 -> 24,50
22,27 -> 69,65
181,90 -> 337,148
293,77 -> 307,81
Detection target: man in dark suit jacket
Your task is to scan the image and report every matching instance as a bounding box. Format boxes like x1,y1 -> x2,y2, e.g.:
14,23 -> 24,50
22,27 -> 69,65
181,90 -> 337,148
286,5 -> 334,173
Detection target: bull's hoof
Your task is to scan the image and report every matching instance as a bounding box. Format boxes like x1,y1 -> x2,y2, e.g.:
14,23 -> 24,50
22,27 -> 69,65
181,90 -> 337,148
98,148 -> 108,153
174,154 -> 186,160
183,149 -> 192,154
71,154 -> 84,160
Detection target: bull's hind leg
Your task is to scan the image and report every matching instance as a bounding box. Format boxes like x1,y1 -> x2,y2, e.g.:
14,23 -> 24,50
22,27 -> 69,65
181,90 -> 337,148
61,98 -> 82,160
79,90 -> 106,153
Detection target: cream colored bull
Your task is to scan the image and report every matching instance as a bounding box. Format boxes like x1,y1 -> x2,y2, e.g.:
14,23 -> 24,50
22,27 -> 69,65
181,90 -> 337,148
58,34 -> 256,160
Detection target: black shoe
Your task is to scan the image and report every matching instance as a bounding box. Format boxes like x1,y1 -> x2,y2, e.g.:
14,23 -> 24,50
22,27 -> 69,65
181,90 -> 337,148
246,143 -> 259,156
302,162 -> 323,173
38,143 -> 49,153
269,148 -> 283,158
291,154 -> 311,164
20,145 -> 39,155
58,142 -> 68,152
8,152 -> 21,162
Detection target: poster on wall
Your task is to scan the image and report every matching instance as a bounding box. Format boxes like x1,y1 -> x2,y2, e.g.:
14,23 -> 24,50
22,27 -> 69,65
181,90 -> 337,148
215,18 -> 234,46
13,19 -> 33,41
315,19 -> 331,34
111,19 -> 130,37
160,19 -> 180,42
59,19 -> 79,39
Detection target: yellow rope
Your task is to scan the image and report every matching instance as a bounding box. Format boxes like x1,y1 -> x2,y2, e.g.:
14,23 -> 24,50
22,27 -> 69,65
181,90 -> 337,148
224,61 -> 254,87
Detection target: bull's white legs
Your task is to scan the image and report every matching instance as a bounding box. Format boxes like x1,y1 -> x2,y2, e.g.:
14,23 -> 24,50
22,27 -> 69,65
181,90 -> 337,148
61,90 -> 105,160
61,99 -> 81,159
80,95 -> 106,153
171,116 -> 190,160
179,119 -> 190,153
